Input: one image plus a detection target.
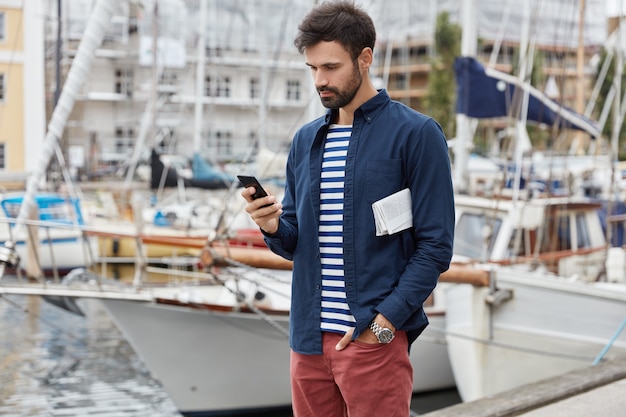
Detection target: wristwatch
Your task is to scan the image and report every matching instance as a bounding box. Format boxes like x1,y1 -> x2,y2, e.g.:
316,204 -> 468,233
369,320 -> 395,344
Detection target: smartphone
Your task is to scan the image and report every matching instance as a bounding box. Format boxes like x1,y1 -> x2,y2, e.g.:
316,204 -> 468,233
237,175 -> 272,207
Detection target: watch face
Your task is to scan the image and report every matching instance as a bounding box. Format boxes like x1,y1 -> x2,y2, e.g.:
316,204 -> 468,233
378,328 -> 394,344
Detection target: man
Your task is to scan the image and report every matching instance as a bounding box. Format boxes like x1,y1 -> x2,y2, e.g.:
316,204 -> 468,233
241,1 -> 454,416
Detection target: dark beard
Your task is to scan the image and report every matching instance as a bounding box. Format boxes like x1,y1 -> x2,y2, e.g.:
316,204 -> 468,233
318,65 -> 362,109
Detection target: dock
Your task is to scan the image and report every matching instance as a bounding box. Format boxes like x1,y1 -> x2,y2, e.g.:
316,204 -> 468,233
422,356 -> 626,417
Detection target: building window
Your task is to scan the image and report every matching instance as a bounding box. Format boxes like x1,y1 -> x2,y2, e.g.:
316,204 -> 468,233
216,76 -> 230,97
409,45 -> 428,61
287,80 -> 301,101
0,12 -> 5,42
205,46 -> 223,58
115,126 -> 134,154
159,71 -> 178,86
214,131 -> 232,156
392,73 -> 407,90
114,68 -> 133,97
205,75 -> 231,97
0,73 -> 5,102
250,78 -> 260,99
0,143 -> 5,170
204,76 -> 211,96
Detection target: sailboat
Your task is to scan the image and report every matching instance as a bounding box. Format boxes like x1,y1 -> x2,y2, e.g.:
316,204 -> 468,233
443,0 -> 626,403
0,191 -> 98,275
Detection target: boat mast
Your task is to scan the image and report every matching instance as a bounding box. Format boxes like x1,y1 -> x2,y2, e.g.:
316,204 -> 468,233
54,0 -> 62,106
511,0 -> 534,203
150,1 -> 159,152
193,0 -> 207,154
574,0 -> 587,154
258,0 -> 271,154
125,0 -> 161,186
0,0 -> 119,276
453,0 -> 477,193
577,0 -> 586,119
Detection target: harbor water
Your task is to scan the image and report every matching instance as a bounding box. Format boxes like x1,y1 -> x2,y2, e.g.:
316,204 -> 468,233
0,292 -> 181,417
0,288 -> 460,417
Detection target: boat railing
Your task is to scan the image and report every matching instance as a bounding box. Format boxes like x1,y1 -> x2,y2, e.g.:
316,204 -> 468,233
0,214 -> 293,314
0,214 -> 98,282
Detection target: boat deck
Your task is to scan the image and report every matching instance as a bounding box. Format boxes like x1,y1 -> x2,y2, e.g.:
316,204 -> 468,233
422,356 -> 626,417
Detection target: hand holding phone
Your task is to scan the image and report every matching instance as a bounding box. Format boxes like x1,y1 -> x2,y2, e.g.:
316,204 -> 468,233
237,175 -> 272,207
238,175 -> 279,234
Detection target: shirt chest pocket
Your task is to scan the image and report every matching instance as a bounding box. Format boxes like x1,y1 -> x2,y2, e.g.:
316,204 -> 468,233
366,160 -> 403,203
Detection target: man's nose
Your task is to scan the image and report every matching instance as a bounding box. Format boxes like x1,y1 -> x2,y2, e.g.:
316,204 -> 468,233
314,71 -> 328,89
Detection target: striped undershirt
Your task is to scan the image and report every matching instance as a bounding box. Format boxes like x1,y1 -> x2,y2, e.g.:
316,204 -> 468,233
319,124 -> 355,334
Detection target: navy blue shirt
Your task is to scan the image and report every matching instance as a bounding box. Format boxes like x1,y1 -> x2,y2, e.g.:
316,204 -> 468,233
264,90 -> 455,354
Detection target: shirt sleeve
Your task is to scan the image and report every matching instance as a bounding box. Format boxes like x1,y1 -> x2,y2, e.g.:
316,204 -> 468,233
375,118 -> 455,329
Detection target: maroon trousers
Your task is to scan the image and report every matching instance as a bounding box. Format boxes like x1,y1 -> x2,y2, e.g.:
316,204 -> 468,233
290,331 -> 413,417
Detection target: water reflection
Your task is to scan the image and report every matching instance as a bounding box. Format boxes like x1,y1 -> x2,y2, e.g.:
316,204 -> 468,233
0,293 -> 181,416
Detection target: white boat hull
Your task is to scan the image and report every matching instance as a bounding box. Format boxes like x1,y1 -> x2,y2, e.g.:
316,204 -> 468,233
100,296 -> 453,415
10,234 -> 99,272
0,192 -> 99,273
444,267 -> 626,402
101,298 -> 293,414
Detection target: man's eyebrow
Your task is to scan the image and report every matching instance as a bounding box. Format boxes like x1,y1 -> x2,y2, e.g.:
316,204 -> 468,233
306,61 -> 340,68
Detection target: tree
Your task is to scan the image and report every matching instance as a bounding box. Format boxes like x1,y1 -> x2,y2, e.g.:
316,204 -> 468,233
425,12 -> 461,139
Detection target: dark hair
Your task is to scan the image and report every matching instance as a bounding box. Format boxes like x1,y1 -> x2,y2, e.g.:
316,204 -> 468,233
294,0 -> 376,61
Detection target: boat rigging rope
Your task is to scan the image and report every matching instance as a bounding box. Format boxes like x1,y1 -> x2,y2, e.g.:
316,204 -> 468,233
427,325 -> 599,363
209,258 -> 451,344
215,255 -> 292,284
204,269 -> 290,340
240,298 -> 289,339
212,262 -> 453,345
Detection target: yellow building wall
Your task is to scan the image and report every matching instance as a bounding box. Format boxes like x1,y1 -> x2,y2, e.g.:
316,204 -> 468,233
0,63 -> 24,172
0,6 -> 25,174
0,8 -> 23,51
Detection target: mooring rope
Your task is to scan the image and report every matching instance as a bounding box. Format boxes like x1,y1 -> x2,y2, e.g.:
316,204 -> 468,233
427,325 -> 599,362
593,317 -> 626,365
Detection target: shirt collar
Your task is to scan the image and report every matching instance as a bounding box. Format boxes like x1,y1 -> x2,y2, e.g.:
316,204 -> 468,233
323,89 -> 390,125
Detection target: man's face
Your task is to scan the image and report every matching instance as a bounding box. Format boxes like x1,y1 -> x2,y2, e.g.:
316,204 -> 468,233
304,41 -> 363,110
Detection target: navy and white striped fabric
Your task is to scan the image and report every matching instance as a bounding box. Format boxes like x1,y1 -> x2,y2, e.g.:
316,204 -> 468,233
319,125 -> 355,334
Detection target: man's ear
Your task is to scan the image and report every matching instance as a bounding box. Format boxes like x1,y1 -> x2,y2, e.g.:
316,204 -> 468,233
359,47 -> 373,70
